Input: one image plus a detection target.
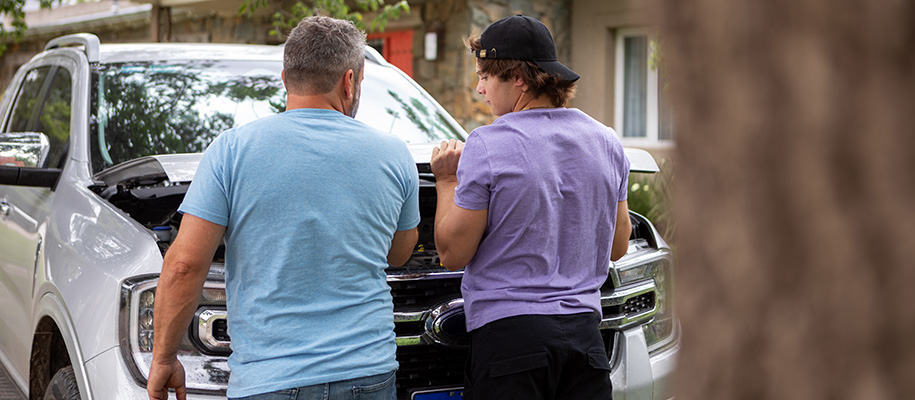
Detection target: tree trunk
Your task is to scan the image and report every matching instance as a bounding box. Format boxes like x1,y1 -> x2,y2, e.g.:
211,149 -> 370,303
657,0 -> 915,398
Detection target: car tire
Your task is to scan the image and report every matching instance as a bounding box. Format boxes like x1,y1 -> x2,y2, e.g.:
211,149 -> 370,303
43,366 -> 81,400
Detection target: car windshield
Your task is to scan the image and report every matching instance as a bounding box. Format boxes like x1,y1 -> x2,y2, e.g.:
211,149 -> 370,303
89,59 -> 465,173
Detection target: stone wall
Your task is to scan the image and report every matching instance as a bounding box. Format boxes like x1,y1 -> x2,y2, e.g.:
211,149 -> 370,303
418,0 -> 572,131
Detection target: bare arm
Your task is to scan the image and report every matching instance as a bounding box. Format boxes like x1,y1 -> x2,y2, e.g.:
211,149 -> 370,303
430,140 -> 488,271
387,228 -> 418,266
610,200 -> 632,261
148,214 -> 226,400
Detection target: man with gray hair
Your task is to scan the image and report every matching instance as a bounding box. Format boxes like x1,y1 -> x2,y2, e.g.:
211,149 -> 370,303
147,16 -> 419,400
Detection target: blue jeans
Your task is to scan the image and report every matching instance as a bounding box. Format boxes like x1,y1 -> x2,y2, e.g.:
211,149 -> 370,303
230,370 -> 397,400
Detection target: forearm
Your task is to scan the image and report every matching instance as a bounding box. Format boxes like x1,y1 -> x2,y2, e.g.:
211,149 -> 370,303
434,178 -> 459,229
152,257 -> 210,361
610,200 -> 632,261
387,228 -> 419,266
433,179 -> 463,270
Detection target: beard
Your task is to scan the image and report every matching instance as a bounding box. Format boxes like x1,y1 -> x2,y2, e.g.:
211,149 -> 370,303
347,80 -> 361,118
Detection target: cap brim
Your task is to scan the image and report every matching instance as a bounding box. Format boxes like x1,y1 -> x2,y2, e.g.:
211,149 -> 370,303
535,60 -> 580,82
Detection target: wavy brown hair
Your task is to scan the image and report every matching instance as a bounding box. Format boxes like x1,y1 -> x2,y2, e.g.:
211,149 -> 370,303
467,36 -> 576,107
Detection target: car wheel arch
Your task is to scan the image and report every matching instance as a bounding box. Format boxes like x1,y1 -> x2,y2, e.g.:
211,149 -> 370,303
30,293 -> 94,400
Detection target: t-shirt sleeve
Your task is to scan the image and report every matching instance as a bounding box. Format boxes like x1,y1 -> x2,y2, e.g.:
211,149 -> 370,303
397,148 -> 421,231
454,133 -> 492,210
618,169 -> 630,202
178,135 -> 230,226
612,128 -> 631,202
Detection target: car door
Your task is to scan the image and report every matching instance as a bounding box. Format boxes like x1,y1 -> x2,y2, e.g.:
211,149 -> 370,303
0,61 -> 73,379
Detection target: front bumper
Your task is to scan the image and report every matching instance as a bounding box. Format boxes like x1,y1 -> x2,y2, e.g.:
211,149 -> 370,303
84,328 -> 678,400
83,347 -> 223,400
610,326 -> 678,400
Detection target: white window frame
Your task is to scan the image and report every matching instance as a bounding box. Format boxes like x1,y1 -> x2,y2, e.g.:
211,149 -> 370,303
614,29 -> 672,148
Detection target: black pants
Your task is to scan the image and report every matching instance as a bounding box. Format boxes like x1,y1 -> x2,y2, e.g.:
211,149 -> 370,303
463,313 -> 613,400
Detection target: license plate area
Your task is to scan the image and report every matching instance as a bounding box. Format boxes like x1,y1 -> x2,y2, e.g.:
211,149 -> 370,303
411,388 -> 464,400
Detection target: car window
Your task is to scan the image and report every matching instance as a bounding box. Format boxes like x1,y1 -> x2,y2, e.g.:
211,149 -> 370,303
359,64 -> 466,144
90,59 -> 466,173
36,67 -> 72,168
90,60 -> 283,173
6,67 -> 49,134
5,66 -> 72,169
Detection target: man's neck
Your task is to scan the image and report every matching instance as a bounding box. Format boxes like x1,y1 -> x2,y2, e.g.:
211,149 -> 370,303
285,93 -> 345,114
512,93 -> 556,113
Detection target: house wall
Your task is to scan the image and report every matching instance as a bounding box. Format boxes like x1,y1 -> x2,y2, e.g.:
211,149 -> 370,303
570,0 -> 672,159
569,0 -> 645,128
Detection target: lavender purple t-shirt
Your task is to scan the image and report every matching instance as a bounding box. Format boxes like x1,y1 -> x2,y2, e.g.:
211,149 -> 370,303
454,108 -> 630,332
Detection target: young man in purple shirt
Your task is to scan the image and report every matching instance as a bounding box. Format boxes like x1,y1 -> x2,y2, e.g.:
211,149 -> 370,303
430,15 -> 632,399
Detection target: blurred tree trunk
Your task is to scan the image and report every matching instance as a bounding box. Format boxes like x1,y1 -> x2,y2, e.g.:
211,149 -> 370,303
658,0 -> 915,398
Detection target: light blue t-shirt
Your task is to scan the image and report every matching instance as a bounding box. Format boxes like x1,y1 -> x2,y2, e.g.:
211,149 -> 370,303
178,108 -> 420,397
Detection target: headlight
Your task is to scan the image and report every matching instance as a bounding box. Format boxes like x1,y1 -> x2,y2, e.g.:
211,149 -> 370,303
119,271 -> 231,393
611,250 -> 678,354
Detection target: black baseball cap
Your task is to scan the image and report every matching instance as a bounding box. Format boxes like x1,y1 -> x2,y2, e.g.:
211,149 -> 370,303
474,15 -> 580,82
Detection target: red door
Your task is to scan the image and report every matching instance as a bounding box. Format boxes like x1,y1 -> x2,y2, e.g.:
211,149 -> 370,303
367,30 -> 414,77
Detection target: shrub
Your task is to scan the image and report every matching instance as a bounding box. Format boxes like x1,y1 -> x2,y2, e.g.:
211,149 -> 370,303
627,157 -> 675,240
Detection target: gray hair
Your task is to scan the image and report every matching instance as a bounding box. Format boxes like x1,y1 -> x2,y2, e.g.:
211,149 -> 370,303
283,16 -> 366,95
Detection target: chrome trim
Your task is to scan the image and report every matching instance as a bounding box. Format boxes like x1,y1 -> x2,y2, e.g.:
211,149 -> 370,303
386,270 -> 464,281
394,298 -> 469,348
394,310 -> 424,323
423,298 -> 467,348
396,336 -> 423,346
411,387 -> 464,399
196,309 -> 230,351
607,330 -> 623,369
610,247 -> 672,288
599,280 -> 658,329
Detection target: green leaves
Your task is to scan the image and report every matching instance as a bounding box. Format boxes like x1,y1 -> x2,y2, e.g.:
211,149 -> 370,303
0,0 -> 61,55
240,0 -> 410,38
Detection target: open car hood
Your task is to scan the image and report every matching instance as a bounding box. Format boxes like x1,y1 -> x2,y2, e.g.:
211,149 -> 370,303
624,148 -> 660,173
94,153 -> 202,187
408,144 -> 661,174
96,145 -> 659,188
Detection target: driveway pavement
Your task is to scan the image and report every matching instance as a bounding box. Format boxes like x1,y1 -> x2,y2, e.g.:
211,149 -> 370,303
0,363 -> 24,400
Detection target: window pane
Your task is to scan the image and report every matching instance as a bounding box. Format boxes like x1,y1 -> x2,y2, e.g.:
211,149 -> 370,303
90,61 -> 285,172
7,67 -> 50,133
37,68 -> 72,168
89,60 -> 465,172
623,36 -> 647,138
659,67 -> 673,141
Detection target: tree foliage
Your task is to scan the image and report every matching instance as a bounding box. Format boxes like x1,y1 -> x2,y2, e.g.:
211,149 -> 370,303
240,0 -> 409,38
0,0 -> 62,55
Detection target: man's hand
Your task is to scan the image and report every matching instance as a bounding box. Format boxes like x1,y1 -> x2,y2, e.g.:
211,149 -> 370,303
430,139 -> 464,182
147,358 -> 187,400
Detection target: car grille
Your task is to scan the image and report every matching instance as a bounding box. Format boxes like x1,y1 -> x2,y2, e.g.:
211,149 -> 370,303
387,272 -> 624,399
395,345 -> 466,397
388,277 -> 462,309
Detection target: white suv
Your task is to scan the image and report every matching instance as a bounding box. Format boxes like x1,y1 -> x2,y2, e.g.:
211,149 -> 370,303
0,33 -> 678,400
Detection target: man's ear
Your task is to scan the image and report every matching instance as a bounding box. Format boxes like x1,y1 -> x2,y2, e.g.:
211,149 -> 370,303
342,69 -> 356,100
281,70 -> 287,89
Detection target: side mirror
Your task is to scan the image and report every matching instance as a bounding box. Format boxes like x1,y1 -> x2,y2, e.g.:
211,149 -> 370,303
1,131 -> 50,168
0,132 -> 62,188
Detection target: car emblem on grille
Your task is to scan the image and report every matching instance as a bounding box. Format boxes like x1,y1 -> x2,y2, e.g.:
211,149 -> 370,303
423,298 -> 470,348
